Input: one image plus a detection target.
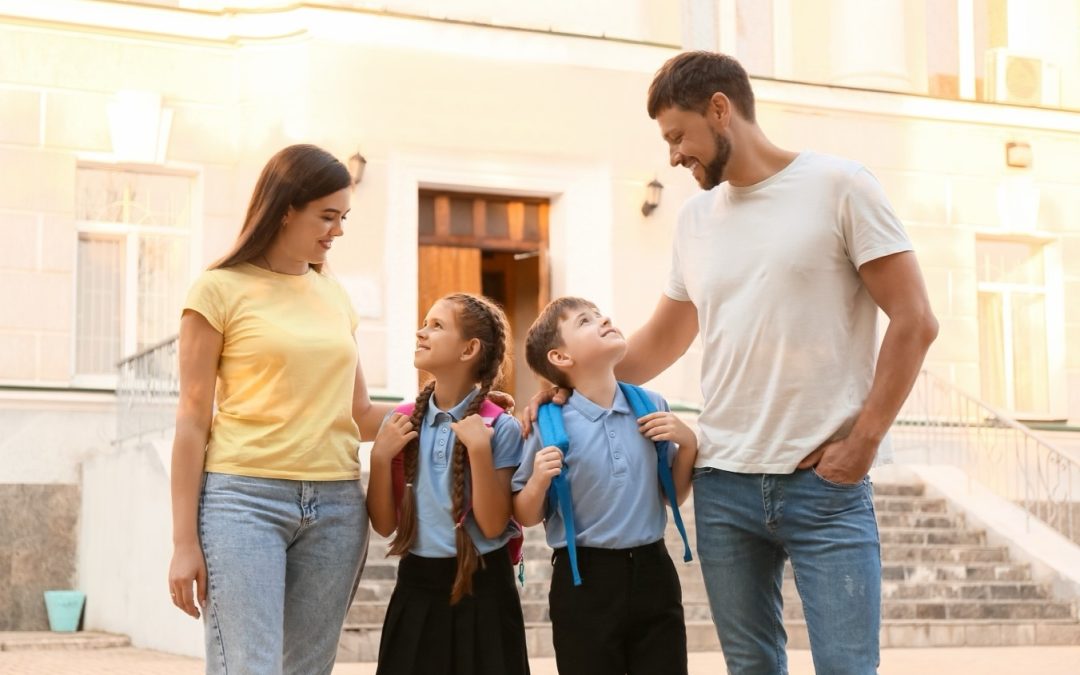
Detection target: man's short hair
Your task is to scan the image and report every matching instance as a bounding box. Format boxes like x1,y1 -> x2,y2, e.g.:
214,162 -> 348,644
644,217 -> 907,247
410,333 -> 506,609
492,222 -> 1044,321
524,297 -> 598,389
647,51 -> 756,122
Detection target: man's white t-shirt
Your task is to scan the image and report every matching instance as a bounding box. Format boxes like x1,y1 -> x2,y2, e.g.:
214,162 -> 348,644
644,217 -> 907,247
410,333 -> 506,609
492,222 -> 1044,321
665,151 -> 912,474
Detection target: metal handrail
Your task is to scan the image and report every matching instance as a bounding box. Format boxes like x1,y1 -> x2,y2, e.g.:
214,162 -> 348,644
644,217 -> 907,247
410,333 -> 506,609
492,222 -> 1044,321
116,334 -> 180,443
893,369 -> 1079,544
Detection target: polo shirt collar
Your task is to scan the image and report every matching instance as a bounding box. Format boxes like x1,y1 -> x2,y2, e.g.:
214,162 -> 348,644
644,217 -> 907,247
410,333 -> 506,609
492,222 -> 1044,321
425,387 -> 481,427
566,385 -> 631,422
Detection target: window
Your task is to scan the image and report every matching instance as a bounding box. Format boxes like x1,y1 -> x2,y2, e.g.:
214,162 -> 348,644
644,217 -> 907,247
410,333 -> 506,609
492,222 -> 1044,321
976,238 -> 1050,415
74,166 -> 193,382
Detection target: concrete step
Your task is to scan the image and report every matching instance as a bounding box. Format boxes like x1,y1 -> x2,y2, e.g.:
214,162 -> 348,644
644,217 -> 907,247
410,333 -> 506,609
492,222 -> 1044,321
784,600 -> 1074,621
879,528 -> 985,545
880,545 -> 1009,564
877,513 -> 966,529
871,483 -> 926,497
882,562 -> 1032,582
338,617 -> 1080,661
0,631 -> 131,651
879,581 -> 1051,601
873,496 -> 949,513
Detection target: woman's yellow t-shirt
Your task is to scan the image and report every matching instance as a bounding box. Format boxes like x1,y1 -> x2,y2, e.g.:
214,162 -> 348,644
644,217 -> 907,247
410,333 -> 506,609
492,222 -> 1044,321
183,262 -> 361,481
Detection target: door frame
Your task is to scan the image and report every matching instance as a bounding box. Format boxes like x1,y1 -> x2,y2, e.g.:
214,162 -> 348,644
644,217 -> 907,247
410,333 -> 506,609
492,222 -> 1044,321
384,149 -> 614,398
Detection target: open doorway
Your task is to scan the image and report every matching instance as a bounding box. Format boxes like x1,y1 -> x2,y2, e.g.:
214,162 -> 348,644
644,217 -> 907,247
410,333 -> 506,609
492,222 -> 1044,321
417,189 -> 550,400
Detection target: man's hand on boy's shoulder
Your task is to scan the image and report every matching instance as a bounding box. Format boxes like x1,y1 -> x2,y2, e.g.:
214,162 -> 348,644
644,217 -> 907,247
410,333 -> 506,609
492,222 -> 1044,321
518,385 -> 571,438
637,411 -> 697,449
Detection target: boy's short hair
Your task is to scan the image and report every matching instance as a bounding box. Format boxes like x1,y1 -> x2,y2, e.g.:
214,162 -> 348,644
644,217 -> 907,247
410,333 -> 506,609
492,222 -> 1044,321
525,296 -> 598,389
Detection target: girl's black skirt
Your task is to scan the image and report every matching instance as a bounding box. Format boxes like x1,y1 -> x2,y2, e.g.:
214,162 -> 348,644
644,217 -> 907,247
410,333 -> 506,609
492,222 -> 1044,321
376,545 -> 530,675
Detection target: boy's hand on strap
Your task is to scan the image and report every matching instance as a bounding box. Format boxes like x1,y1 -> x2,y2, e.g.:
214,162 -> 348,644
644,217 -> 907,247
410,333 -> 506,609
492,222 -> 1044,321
371,413 -> 417,461
638,411 -> 697,450
519,385 -> 571,438
529,446 -> 564,489
451,414 -> 495,452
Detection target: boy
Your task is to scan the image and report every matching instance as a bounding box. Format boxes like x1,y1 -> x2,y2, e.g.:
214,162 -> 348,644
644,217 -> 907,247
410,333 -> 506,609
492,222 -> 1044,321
512,296 -> 697,675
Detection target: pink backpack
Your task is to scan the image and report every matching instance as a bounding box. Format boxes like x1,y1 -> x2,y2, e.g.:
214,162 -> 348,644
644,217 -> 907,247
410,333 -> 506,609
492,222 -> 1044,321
390,400 -> 525,582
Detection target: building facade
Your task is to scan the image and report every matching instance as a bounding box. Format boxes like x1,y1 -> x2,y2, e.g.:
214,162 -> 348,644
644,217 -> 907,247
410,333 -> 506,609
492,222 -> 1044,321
1,0 -> 1078,647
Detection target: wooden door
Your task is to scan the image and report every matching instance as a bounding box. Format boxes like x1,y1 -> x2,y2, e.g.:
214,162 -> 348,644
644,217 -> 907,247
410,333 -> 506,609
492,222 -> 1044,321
417,190 -> 550,398
418,245 -> 482,329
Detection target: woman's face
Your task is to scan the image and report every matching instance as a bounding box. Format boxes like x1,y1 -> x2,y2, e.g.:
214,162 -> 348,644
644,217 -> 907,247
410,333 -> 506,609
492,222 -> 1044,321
278,187 -> 351,265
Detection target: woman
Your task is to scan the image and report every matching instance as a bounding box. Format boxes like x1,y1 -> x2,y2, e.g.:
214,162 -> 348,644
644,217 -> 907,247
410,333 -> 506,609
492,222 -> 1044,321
167,144 -> 389,674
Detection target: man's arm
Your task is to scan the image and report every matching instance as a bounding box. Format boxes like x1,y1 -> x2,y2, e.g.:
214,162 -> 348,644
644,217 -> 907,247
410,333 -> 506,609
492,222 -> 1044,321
615,295 -> 699,385
805,251 -> 938,482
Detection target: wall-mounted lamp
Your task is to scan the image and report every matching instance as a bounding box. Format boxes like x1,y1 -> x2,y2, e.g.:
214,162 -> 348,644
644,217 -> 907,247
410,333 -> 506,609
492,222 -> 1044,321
641,178 -> 664,216
348,151 -> 367,185
1005,141 -> 1032,168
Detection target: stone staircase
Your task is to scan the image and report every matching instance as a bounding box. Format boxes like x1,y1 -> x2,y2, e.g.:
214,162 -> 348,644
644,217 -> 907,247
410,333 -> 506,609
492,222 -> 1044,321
336,480 -> 1080,661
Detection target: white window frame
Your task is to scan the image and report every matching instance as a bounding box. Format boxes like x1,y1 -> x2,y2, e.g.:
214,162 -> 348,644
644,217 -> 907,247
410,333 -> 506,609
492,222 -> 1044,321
71,158 -> 203,390
974,232 -> 1067,420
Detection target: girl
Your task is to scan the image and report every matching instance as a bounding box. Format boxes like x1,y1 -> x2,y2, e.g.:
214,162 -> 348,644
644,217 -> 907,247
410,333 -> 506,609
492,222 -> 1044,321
168,144 -> 392,674
367,293 -> 529,675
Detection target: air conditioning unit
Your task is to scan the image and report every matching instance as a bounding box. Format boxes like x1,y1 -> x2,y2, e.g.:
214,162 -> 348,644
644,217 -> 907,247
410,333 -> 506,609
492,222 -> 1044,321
985,48 -> 1060,106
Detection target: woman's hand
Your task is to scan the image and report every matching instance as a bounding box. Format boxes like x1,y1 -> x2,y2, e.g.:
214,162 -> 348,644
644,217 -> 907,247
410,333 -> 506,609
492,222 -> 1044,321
168,542 -> 207,619
371,413 -> 417,461
486,390 -> 515,412
451,414 -> 494,453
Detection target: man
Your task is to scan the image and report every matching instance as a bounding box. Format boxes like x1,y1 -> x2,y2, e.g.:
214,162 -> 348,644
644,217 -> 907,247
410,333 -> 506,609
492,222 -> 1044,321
530,51 -> 938,674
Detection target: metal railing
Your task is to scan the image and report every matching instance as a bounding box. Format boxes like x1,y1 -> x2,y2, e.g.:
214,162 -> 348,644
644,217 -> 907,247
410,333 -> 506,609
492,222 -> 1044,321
116,334 -> 180,443
893,369 -> 1080,544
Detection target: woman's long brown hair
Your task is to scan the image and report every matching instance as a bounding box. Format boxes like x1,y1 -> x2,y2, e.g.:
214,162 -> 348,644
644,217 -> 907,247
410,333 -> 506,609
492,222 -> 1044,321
388,293 -> 512,603
211,144 -> 351,273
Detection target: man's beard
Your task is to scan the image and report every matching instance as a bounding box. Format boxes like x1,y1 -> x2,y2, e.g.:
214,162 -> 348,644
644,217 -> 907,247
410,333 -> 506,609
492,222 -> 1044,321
699,131 -> 731,190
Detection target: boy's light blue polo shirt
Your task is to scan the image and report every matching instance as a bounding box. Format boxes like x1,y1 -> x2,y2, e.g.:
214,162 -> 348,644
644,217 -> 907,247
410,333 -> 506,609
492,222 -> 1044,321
411,388 -> 524,558
511,386 -> 676,550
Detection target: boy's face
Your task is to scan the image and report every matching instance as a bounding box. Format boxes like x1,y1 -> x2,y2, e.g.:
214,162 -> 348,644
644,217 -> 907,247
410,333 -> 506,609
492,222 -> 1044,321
549,304 -> 627,376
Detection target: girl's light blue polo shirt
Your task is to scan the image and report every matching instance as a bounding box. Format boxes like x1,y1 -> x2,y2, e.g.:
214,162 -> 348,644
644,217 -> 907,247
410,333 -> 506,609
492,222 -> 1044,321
511,386 -> 676,550
410,388 -> 524,558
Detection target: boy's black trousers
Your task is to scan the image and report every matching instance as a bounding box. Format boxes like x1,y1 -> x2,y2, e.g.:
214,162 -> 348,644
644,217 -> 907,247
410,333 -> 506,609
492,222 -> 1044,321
548,539 -> 688,675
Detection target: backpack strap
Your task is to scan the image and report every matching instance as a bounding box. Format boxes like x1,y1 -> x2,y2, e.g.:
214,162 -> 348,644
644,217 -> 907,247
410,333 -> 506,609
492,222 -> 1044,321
390,397 -> 526,584
536,401 -> 583,586
618,382 -> 693,564
390,402 -> 416,519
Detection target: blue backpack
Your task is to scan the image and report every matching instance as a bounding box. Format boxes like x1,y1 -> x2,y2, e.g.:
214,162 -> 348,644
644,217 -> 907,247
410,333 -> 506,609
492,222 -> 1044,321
536,382 -> 693,586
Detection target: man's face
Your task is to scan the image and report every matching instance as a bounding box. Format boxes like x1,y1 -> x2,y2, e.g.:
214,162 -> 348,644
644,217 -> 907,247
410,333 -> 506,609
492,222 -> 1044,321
656,105 -> 731,190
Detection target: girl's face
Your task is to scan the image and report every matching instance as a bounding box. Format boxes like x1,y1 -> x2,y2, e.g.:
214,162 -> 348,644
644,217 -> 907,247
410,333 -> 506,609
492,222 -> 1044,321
277,187 -> 351,266
414,299 -> 478,373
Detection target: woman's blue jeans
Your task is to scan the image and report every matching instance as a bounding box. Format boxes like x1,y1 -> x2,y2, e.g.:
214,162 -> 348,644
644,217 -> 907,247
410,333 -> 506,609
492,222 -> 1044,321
199,472 -> 368,675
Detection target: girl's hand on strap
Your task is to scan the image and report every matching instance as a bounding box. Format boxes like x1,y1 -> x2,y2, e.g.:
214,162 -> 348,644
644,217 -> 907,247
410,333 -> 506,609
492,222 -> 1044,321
371,413 -> 417,461
450,414 -> 494,452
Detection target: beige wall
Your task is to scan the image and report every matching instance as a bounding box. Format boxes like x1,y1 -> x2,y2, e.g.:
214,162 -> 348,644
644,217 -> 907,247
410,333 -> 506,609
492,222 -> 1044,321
0,2 -> 1078,431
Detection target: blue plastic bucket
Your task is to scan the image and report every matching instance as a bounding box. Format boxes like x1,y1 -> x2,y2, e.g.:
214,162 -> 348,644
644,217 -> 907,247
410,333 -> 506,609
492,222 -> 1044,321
43,590 -> 85,632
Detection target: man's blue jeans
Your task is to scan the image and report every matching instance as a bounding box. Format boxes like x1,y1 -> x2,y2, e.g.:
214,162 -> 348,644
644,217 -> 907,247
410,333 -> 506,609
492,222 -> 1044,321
693,467 -> 881,675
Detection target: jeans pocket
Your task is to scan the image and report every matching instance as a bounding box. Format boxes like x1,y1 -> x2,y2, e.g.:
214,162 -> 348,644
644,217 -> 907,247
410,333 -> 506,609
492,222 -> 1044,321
810,467 -> 864,489
691,466 -> 716,482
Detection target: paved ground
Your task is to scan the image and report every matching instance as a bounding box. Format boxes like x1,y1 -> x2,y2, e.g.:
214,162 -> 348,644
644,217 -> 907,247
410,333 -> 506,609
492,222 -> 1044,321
2,646 -> 1080,674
